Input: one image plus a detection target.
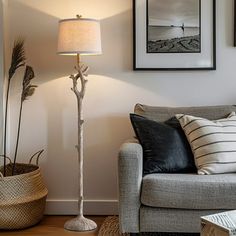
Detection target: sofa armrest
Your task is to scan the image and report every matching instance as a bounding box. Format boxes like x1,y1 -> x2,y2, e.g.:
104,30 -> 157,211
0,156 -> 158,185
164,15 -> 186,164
118,140 -> 143,233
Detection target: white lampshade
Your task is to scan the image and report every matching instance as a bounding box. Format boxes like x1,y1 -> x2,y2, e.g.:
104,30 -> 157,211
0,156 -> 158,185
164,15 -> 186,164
57,18 -> 102,55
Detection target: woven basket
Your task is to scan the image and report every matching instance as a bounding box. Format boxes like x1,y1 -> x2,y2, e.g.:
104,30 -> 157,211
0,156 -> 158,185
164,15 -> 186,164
0,153 -> 48,230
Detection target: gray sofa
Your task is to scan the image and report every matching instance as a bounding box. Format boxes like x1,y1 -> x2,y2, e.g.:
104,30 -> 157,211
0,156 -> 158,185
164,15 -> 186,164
118,104 -> 236,234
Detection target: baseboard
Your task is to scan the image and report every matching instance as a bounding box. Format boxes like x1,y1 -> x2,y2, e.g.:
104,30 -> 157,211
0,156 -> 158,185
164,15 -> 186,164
45,199 -> 118,215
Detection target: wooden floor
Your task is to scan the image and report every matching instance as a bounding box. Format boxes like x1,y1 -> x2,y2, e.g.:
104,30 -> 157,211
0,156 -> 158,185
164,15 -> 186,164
0,216 -> 106,236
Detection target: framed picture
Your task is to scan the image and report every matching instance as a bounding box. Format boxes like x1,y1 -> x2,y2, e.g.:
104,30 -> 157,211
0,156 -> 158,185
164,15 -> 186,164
133,0 -> 216,70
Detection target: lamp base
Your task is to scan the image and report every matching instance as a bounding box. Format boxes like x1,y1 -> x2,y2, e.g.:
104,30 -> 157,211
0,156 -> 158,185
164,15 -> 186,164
64,215 -> 97,232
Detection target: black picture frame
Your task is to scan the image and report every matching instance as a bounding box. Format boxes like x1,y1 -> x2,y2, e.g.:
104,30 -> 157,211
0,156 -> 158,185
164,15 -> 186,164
234,0 -> 236,47
133,0 -> 216,71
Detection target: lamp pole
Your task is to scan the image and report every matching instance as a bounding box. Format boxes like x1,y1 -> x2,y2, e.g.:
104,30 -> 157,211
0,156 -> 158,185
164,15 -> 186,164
64,55 -> 97,231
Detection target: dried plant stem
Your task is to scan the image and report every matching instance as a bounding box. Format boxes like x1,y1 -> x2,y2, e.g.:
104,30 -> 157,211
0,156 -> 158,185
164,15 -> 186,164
2,39 -> 25,177
12,65 -> 36,175
3,80 -> 11,177
12,100 -> 23,176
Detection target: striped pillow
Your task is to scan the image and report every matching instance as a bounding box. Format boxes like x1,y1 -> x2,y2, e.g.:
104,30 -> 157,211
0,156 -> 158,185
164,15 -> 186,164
176,112 -> 236,175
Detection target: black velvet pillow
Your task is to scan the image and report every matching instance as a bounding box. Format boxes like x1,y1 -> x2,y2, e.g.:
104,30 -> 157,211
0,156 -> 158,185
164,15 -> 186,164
130,114 -> 196,175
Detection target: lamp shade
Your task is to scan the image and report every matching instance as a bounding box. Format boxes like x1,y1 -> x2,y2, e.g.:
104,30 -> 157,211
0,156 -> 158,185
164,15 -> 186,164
57,18 -> 102,55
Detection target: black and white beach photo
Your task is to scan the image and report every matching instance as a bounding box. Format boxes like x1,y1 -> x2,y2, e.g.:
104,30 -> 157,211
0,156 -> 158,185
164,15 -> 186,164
147,0 -> 201,53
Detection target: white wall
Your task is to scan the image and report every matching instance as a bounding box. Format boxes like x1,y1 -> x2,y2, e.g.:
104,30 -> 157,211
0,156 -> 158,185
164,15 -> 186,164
3,0 -> 236,214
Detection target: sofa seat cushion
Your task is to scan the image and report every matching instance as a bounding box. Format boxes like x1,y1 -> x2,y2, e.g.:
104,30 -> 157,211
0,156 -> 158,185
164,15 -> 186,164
141,173 -> 236,210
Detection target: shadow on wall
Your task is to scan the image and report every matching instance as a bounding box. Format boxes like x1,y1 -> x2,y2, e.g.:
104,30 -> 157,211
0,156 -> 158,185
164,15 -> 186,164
9,0 -> 73,81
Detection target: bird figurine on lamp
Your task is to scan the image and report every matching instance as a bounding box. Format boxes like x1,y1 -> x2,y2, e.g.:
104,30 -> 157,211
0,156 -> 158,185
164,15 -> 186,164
57,15 -> 102,232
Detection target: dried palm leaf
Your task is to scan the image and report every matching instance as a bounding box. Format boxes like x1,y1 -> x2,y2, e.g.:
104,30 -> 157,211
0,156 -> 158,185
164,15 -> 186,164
8,39 -> 26,80
21,66 -> 37,102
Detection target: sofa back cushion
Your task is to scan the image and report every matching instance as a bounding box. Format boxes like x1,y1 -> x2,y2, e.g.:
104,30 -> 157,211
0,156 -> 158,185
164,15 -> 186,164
130,114 -> 196,175
176,112 -> 236,175
134,104 -> 236,122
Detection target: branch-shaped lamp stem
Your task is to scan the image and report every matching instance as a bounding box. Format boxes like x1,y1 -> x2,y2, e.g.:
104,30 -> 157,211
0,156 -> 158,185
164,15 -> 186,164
64,54 -> 97,232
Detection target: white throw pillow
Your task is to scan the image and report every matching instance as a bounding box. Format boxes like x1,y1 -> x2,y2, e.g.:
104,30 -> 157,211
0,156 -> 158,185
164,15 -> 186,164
176,112 -> 236,175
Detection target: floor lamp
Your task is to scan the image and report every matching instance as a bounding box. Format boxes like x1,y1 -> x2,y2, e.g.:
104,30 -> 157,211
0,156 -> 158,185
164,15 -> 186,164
57,16 -> 102,232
